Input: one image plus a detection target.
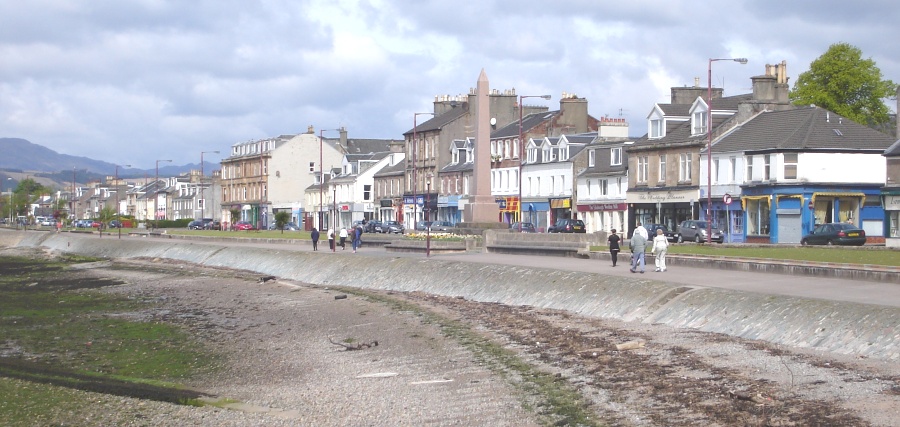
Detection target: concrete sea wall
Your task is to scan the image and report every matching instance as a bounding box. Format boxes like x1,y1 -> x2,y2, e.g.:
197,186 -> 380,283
2,230 -> 897,361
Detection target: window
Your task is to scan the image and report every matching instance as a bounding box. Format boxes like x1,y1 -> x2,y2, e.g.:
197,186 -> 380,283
504,141 -> 511,159
650,118 -> 663,138
452,148 -> 459,164
746,198 -> 770,236
465,148 -> 473,163
763,154 -> 771,181
588,149 -> 596,167
637,156 -> 648,183
309,162 -> 315,173
513,139 -> 520,159
611,147 -> 622,165
745,156 -> 754,181
658,154 -> 666,183
363,185 -> 371,201
679,153 -> 692,182
558,146 -> 569,161
730,157 -> 737,183
491,141 -> 497,157
784,153 -> 798,179
692,111 -> 707,135
600,179 -> 608,196
528,147 -> 538,163
543,147 -> 552,162
712,158 -> 719,184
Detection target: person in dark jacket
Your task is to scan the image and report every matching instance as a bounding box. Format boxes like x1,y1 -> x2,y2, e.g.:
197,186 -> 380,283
607,229 -> 621,267
310,228 -> 319,251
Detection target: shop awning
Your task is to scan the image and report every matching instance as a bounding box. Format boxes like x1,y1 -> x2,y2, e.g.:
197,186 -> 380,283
740,195 -> 770,210
775,194 -> 802,207
811,192 -> 866,206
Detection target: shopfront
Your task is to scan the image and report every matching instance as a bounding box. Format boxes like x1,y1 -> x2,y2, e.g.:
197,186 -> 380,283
495,196 -> 520,224
576,202 -> 626,234
626,189 -> 697,237
549,197 -> 573,225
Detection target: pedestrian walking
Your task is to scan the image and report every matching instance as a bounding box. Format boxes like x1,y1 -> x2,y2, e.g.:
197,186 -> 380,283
352,226 -> 362,253
328,228 -> 335,251
310,227 -> 319,251
651,228 -> 669,272
634,221 -> 648,240
339,227 -> 348,250
607,229 -> 621,267
629,229 -> 648,274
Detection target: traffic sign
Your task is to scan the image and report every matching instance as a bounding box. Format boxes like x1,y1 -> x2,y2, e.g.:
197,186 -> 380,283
723,194 -> 733,205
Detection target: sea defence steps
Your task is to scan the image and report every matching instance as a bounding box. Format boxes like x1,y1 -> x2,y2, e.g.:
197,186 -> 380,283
2,230 -> 897,361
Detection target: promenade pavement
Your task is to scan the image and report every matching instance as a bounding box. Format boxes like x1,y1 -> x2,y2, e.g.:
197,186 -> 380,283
150,234 -> 900,308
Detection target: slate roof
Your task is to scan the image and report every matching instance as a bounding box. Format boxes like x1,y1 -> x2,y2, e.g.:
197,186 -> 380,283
403,106 -> 468,135
712,106 -> 896,154
883,139 -> 900,156
492,110 -> 560,138
339,138 -> 395,155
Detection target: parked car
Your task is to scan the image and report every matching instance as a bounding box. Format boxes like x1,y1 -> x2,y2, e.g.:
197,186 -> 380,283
547,219 -> 586,233
268,222 -> 300,231
204,220 -> 221,230
415,221 -> 432,231
188,220 -> 205,230
382,221 -> 403,234
108,220 -> 123,228
74,219 -> 91,228
430,221 -> 453,232
365,220 -> 383,233
509,222 -> 537,233
677,220 -> 724,243
40,218 -> 54,227
644,223 -> 678,242
234,221 -> 255,231
800,223 -> 866,246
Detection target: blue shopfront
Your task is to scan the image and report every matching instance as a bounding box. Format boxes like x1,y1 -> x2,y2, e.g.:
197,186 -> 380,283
741,185 -> 883,244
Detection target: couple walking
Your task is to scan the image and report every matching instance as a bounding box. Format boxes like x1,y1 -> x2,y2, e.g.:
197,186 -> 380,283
607,223 -> 668,273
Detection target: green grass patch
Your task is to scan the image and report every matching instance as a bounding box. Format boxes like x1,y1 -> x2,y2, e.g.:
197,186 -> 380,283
342,288 -> 601,427
0,255 -> 220,424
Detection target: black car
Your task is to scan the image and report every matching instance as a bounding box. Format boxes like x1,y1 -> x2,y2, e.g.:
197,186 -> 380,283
547,219 -> 586,233
204,220 -> 221,230
365,220 -> 383,233
644,223 -> 678,242
188,220 -> 205,230
509,222 -> 536,233
108,220 -> 123,228
801,223 -> 866,246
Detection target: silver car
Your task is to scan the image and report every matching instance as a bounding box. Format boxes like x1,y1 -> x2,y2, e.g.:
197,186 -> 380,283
677,220 -> 724,243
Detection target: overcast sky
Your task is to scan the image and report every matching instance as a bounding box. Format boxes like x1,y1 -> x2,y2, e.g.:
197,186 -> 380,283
1,0 -> 898,169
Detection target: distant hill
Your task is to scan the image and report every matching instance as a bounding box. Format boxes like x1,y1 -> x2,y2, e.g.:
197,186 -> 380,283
0,138 -> 214,188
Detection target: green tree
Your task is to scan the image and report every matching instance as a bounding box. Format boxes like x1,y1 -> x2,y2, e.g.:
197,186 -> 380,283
273,211 -> 290,233
790,42 -> 897,128
97,206 -> 116,230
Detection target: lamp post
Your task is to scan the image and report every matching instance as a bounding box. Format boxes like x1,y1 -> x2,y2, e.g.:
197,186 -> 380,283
319,128 -> 340,232
115,164 -> 131,239
426,174 -> 432,257
71,167 -> 76,227
155,159 -> 172,230
200,150 -> 219,221
412,112 -> 434,227
332,187 -> 337,253
706,57 -> 747,243
5,177 -> 12,226
517,94 -> 552,231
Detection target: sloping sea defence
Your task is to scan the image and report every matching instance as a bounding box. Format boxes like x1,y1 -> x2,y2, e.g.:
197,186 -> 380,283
2,230 -> 897,361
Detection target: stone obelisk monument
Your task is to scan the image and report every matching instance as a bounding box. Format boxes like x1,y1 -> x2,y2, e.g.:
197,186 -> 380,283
463,69 -> 500,224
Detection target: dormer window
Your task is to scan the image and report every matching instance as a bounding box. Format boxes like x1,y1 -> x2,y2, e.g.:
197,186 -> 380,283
465,148 -> 473,163
692,110 -> 708,135
527,147 -> 537,163
542,147 -> 552,163
650,118 -> 664,139
452,148 -> 460,164
558,146 -> 569,161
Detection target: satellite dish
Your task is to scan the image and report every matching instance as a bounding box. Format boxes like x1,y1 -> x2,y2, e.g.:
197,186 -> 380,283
490,117 -> 497,126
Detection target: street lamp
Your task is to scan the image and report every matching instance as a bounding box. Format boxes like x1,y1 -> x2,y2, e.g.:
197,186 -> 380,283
426,174 -> 432,257
5,177 -> 12,226
332,187 -> 337,253
115,164 -> 131,239
155,159 -> 172,230
200,150 -> 219,221
411,112 -> 435,227
518,94 -> 551,231
707,57 -> 747,243
319,128 -> 340,232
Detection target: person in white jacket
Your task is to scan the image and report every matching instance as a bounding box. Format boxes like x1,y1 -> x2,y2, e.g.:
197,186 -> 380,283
651,228 -> 669,272
634,222 -> 649,240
